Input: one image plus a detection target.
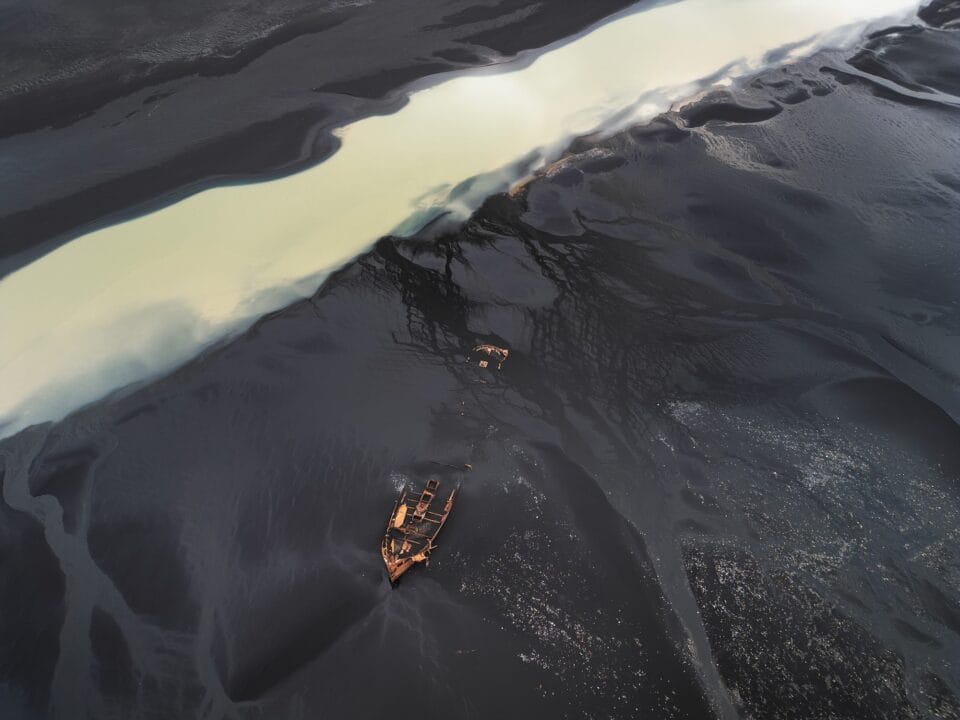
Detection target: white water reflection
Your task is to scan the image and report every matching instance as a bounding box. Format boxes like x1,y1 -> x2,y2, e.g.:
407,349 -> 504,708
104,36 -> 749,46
0,0 -> 918,435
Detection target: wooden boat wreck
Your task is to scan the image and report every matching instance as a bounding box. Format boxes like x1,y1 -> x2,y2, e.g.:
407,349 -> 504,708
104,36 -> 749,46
381,479 -> 458,584
471,343 -> 509,370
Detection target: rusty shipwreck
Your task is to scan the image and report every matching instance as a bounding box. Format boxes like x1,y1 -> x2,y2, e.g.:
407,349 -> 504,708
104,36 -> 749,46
381,479 -> 458,583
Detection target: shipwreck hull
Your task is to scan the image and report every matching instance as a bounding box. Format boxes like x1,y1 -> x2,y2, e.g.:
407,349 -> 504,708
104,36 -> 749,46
381,479 -> 457,583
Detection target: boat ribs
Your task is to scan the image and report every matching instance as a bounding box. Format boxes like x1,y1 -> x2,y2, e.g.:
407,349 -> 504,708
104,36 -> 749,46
381,478 -> 457,584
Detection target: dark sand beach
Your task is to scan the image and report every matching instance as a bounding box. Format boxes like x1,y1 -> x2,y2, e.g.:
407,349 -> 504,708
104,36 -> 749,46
2,2 -> 960,719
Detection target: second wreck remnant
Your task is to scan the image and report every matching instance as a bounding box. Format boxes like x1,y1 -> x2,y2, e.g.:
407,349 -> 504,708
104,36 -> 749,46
472,344 -> 509,370
381,479 -> 458,584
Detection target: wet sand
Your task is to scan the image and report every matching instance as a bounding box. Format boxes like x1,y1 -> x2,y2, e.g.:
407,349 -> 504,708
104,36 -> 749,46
1,3 -> 960,719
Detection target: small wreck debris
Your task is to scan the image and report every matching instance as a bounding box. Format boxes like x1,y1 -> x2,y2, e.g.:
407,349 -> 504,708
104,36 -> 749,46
472,344 -> 509,370
381,479 -> 458,584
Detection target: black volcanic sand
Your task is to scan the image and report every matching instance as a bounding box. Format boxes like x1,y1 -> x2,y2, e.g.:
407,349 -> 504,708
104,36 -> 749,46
3,6 -> 960,720
0,0 -> 636,274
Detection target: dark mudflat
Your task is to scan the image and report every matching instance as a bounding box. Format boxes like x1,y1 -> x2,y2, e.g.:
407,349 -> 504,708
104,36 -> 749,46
2,4 -> 960,719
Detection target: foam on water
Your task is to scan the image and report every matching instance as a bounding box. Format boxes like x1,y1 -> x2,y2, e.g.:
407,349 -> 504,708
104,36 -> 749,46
0,0 -> 919,436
